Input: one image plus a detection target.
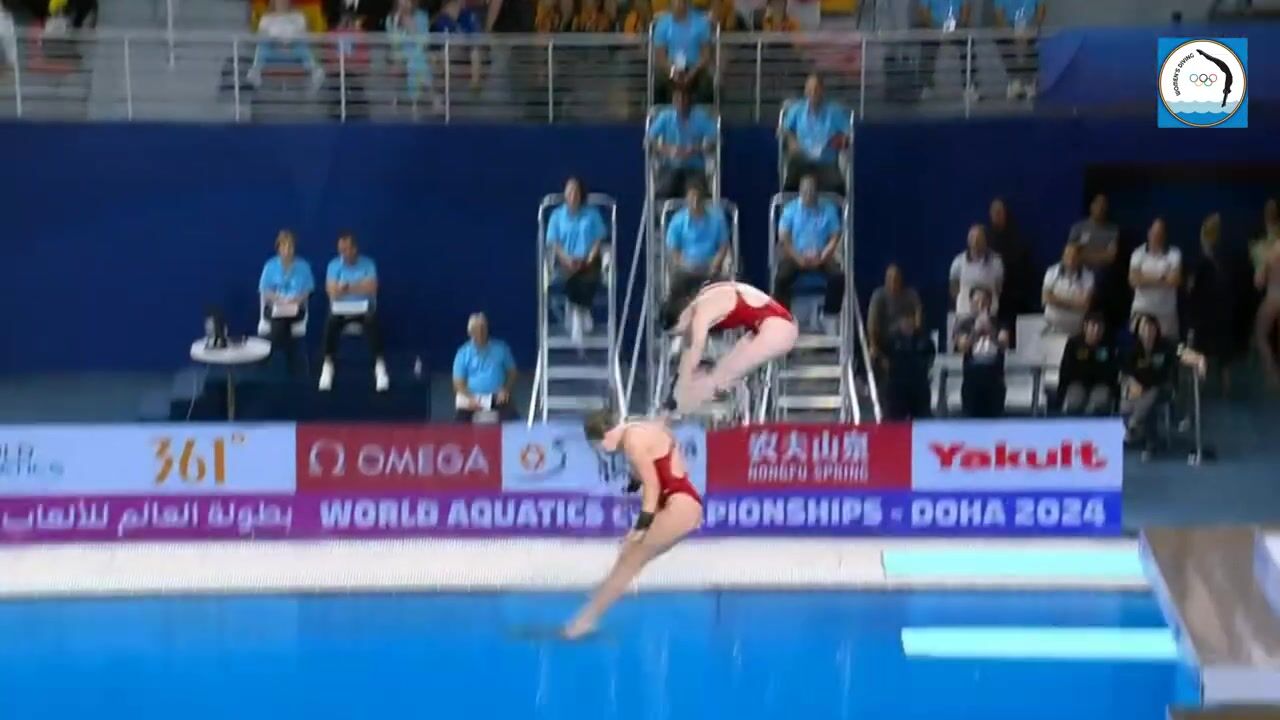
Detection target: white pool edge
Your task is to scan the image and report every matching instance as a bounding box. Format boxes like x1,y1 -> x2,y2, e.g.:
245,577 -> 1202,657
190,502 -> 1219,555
0,538 -> 1146,597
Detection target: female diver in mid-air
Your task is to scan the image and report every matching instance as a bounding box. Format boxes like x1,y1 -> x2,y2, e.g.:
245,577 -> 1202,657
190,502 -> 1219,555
562,412 -> 703,640
662,280 -> 800,415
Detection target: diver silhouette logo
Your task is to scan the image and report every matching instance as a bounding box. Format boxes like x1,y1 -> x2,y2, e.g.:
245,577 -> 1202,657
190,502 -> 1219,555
1158,38 -> 1247,128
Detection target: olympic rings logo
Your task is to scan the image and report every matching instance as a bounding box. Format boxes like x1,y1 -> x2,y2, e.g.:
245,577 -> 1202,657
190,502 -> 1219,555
1190,73 -> 1218,86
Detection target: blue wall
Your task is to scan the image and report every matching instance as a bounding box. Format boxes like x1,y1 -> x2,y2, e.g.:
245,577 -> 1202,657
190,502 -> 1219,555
3,117 -> 1280,375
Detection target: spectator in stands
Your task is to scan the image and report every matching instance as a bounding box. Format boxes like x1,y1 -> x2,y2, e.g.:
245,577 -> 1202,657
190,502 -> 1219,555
1186,213 -> 1239,393
622,0 -> 652,32
759,0 -> 799,30
779,74 -> 849,194
1129,217 -> 1182,339
431,0 -> 483,90
535,0 -> 569,30
324,0 -> 390,29
1254,227 -> 1280,387
1057,314 -> 1116,416
319,232 -> 389,392
652,0 -> 714,104
949,223 -> 1004,323
40,0 -> 95,29
868,263 -> 923,360
987,197 -> 1034,333
706,0 -> 744,30
328,10 -> 371,119
914,0 -> 977,101
1068,193 -> 1120,322
647,87 -> 717,200
547,177 -> 608,345
259,230 -> 316,376
1042,241 -> 1094,336
248,0 -> 326,91
773,174 -> 845,333
955,286 -> 1009,418
571,0 -> 616,30
388,0 -> 437,107
882,314 -> 935,420
1122,313 -> 1204,459
453,312 -> 518,421
993,0 -> 1044,100
665,181 -> 730,303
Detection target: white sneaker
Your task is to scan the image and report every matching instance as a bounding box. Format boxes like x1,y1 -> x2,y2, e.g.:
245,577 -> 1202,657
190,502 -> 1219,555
374,360 -> 390,392
569,309 -> 583,347
581,308 -> 594,335
1006,79 -> 1023,100
318,361 -> 334,391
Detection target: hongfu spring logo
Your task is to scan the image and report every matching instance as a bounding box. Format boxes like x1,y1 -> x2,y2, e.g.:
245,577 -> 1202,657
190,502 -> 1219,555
1158,38 -> 1248,128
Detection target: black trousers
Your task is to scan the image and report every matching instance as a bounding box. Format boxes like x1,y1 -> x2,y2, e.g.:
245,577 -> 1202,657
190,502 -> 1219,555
322,312 -> 385,359
773,257 -> 845,316
654,66 -> 713,105
265,305 -> 307,375
962,368 -> 1006,418
920,36 -> 975,90
562,256 -> 602,310
455,397 -> 518,422
885,379 -> 932,420
782,154 -> 846,195
654,165 -> 707,200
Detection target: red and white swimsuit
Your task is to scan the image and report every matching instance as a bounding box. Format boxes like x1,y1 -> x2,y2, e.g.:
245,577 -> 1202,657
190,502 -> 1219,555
706,283 -> 794,334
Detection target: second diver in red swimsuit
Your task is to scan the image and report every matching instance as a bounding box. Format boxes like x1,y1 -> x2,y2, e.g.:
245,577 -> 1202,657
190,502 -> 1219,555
562,413 -> 703,639
660,280 -> 800,415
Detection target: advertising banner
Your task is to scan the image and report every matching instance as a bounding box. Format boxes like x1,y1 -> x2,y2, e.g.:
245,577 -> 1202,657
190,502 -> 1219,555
500,422 -> 707,497
706,423 -> 912,493
0,424 -> 296,496
910,419 -> 1125,491
296,424 -> 502,493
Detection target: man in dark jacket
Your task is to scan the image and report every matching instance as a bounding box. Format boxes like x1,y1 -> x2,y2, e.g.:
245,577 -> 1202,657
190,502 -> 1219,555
882,315 -> 935,420
1058,314 -> 1117,416
1122,313 -> 1205,456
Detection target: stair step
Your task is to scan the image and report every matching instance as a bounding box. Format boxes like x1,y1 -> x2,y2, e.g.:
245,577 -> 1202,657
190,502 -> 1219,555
778,395 -> 844,410
794,334 -> 842,350
545,396 -> 608,411
547,335 -> 611,351
780,366 -> 843,380
546,366 -> 612,381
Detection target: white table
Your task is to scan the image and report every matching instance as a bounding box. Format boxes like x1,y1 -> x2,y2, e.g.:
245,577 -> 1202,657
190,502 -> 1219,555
189,337 -> 272,420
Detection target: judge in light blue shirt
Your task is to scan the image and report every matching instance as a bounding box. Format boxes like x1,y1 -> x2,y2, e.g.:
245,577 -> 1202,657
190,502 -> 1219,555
780,74 -> 849,195
651,0 -> 714,105
452,312 -> 518,422
773,174 -> 845,330
914,0 -> 977,99
993,0 -> 1045,99
665,182 -> 729,302
647,86 -> 717,200
546,177 -> 609,345
258,229 -> 315,375
320,232 -> 389,392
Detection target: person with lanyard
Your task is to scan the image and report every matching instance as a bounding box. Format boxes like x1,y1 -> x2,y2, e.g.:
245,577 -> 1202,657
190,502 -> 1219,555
646,86 -> 717,200
258,229 -> 315,376
452,313 -> 518,421
779,73 -> 849,195
563,412 -> 702,639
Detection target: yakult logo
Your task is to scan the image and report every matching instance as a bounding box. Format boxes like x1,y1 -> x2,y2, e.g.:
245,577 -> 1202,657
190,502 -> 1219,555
929,440 -> 1108,471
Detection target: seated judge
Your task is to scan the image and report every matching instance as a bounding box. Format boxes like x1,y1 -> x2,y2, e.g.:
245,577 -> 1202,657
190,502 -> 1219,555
258,229 -> 315,375
319,232 -> 389,392
453,312 -> 518,422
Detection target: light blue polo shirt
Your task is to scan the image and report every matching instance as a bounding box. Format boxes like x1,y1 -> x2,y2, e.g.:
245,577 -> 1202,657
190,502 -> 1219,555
994,0 -> 1038,25
652,10 -> 712,69
326,255 -> 377,303
922,0 -> 966,27
547,204 -> 608,260
780,198 -> 841,255
782,100 -> 849,163
666,205 -> 728,269
648,105 -> 717,169
259,257 -> 315,298
453,339 -> 516,395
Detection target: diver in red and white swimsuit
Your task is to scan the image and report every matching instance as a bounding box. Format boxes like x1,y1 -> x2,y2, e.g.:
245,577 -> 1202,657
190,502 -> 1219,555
563,415 -> 702,639
660,280 -> 800,414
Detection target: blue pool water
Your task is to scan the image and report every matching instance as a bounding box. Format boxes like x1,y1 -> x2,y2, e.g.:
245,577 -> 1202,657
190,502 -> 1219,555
0,591 -> 1190,720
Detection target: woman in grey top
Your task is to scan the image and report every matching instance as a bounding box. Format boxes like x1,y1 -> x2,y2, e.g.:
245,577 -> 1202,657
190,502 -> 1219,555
868,264 -> 923,358
1255,237 -> 1280,386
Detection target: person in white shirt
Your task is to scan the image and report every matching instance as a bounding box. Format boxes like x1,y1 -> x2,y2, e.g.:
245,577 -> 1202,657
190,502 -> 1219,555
1129,218 -> 1182,339
949,224 -> 1004,319
248,0 -> 326,90
1042,241 -> 1095,335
